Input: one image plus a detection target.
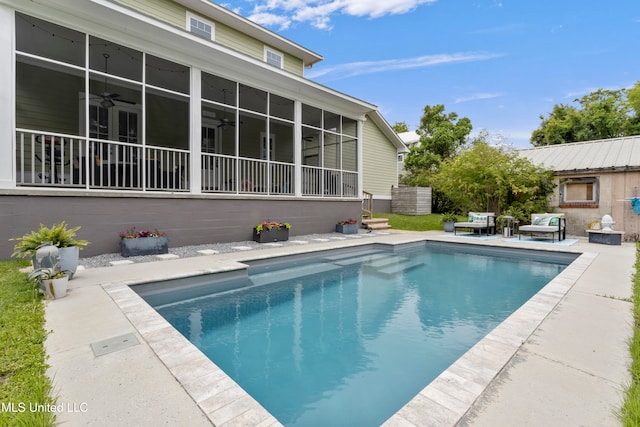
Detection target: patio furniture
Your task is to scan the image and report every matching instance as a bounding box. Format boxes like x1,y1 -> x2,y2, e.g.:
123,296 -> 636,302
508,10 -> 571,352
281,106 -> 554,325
454,212 -> 496,236
518,213 -> 566,242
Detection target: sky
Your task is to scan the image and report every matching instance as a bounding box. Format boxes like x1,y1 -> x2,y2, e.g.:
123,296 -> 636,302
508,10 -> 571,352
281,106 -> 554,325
220,1 -> 640,148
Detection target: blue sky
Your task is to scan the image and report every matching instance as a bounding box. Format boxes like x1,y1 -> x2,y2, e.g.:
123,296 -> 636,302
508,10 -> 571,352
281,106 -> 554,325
221,1 -> 640,148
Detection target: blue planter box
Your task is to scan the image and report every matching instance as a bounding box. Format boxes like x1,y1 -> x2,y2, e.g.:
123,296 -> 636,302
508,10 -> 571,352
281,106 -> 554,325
120,236 -> 169,257
336,223 -> 359,234
253,228 -> 289,243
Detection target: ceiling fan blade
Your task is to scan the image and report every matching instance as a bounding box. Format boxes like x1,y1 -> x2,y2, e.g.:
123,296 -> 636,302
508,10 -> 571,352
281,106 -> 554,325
100,98 -> 115,108
116,98 -> 136,105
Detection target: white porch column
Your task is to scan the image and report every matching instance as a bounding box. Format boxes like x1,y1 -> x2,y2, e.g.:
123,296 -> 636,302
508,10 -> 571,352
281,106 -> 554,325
357,118 -> 364,196
0,5 -> 15,188
294,100 -> 302,197
190,68 -> 202,194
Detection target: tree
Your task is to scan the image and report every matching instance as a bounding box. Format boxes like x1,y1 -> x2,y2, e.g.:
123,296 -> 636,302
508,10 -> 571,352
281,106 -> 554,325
400,104 -> 472,212
403,104 -> 472,179
531,86 -> 639,146
626,81 -> 640,135
530,104 -> 582,146
392,121 -> 409,133
430,138 -> 555,216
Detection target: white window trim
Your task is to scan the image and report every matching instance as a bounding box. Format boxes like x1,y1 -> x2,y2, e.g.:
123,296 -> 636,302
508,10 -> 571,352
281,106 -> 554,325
560,177 -> 599,204
186,12 -> 215,41
264,46 -> 284,69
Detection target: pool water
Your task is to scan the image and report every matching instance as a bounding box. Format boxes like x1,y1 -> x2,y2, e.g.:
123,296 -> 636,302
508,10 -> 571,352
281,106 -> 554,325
152,244 -> 569,426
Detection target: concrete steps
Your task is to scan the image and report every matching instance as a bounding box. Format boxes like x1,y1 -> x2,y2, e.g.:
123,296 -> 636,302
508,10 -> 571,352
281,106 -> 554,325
362,218 -> 392,231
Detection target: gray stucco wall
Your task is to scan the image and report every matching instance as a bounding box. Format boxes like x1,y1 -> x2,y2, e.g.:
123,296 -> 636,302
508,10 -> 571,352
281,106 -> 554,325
1,193 -> 362,259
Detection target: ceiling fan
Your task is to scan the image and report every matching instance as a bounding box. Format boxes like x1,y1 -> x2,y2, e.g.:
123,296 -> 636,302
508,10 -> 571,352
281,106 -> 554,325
97,53 -> 136,108
217,89 -> 236,129
217,117 -> 236,129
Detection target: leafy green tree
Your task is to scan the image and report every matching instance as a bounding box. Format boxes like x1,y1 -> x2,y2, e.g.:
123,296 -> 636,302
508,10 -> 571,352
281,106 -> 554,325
531,87 -> 639,146
626,81 -> 640,135
392,121 -> 410,133
401,104 -> 472,212
430,137 -> 555,216
530,104 -> 582,146
403,104 -> 472,180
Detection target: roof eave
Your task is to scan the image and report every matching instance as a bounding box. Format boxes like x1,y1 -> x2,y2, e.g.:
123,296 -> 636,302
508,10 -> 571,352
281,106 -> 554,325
554,166 -> 640,175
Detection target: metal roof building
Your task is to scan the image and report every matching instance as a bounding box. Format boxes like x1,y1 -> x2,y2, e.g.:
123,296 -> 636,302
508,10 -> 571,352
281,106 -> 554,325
518,135 -> 640,174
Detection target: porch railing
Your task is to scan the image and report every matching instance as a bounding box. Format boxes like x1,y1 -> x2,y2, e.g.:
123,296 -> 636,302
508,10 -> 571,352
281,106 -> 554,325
16,130 -> 359,198
302,166 -> 358,197
202,153 -> 294,195
16,129 -> 189,191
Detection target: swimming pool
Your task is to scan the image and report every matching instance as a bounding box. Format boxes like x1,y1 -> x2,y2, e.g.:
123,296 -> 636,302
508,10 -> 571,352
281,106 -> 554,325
136,242 -> 576,426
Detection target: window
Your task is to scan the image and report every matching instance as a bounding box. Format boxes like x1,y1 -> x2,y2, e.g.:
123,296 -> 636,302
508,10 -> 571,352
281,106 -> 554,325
187,12 -> 214,41
264,47 -> 283,69
560,177 -> 599,208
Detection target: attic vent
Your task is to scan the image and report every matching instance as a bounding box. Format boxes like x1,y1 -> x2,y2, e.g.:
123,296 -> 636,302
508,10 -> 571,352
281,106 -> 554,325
265,47 -> 283,69
187,12 -> 214,41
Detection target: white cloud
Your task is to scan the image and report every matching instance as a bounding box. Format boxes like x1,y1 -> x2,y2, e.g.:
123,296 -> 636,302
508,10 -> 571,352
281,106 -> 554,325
248,12 -> 292,30
246,0 -> 437,30
307,52 -> 503,81
453,92 -> 504,104
564,83 -> 630,100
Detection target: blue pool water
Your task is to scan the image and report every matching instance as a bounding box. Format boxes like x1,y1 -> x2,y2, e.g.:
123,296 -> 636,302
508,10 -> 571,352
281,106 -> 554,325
149,244 -> 571,426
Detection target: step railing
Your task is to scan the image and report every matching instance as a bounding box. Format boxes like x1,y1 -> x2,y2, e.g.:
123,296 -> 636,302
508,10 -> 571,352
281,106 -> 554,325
362,190 -> 373,219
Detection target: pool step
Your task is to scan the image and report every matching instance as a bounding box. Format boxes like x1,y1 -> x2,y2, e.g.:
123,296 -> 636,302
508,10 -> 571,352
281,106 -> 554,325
331,253 -> 388,266
365,255 -> 408,268
250,263 -> 341,286
322,249 -> 384,262
377,259 -> 424,276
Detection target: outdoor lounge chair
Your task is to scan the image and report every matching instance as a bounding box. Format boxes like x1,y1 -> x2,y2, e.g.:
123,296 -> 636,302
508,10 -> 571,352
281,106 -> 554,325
454,212 -> 496,236
518,213 -> 566,242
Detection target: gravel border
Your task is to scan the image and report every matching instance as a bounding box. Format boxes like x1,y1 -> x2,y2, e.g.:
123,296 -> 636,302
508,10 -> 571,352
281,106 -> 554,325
78,230 -> 380,269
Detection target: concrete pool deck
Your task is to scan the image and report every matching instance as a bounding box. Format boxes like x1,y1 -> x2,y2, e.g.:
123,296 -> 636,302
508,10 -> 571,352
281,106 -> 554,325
43,231 -> 635,426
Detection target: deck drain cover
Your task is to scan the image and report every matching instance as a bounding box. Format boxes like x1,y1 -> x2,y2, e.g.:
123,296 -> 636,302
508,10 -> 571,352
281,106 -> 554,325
91,333 -> 140,357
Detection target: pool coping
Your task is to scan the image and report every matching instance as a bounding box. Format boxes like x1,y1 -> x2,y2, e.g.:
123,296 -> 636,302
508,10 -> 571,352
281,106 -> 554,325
100,235 -> 596,427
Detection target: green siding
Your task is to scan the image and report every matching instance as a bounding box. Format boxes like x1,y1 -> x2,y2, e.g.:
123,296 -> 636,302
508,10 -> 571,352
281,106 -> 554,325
114,0 -> 185,27
16,62 -> 80,134
363,117 -> 398,197
113,0 -> 304,76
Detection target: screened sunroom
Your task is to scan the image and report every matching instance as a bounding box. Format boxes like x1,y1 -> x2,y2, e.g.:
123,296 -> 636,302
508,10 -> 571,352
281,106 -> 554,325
14,12 -> 359,198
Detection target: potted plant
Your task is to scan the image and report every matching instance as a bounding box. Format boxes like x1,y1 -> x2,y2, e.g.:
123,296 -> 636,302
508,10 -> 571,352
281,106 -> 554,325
27,263 -> 70,299
441,212 -> 458,232
10,221 -> 89,278
253,221 -> 290,243
119,227 -> 168,257
336,218 -> 359,234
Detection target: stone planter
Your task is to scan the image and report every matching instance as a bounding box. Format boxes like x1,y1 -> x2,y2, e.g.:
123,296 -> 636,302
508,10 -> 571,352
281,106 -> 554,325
443,221 -> 455,232
336,223 -> 359,234
587,230 -> 624,246
253,228 -> 289,243
32,245 -> 80,279
40,276 -> 68,299
58,246 -> 79,279
120,235 -> 169,257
